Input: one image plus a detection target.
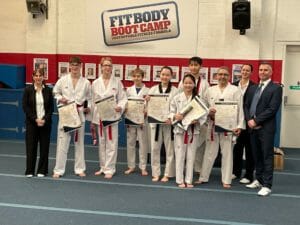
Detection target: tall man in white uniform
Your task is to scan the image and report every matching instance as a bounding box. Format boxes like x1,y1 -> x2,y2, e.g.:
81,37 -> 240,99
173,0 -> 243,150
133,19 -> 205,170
178,57 -> 210,176
197,66 -> 244,188
52,56 -> 91,178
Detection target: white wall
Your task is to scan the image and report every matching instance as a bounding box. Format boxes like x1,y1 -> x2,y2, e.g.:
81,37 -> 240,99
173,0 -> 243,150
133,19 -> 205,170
0,0 -> 300,60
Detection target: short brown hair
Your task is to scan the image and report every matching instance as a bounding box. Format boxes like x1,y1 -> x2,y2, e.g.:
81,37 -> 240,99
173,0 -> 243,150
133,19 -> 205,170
131,68 -> 144,77
32,68 -> 45,77
69,56 -> 82,64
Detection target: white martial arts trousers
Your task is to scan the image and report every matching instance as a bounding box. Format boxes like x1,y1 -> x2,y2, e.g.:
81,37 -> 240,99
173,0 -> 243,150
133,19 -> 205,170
150,124 -> 175,177
193,125 -> 207,173
174,133 -> 198,184
126,126 -> 148,170
200,132 -> 234,185
53,123 -> 86,175
97,123 -> 118,175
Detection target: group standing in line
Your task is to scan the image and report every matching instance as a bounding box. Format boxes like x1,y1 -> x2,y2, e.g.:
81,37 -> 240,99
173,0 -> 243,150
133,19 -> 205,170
22,56 -> 282,196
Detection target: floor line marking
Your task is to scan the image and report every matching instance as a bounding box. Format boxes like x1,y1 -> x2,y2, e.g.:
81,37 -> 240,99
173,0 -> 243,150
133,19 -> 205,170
0,173 -> 300,199
1,153 -> 300,176
0,202 -> 264,225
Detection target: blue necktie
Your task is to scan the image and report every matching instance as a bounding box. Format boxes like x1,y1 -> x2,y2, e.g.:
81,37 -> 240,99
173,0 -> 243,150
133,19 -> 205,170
250,83 -> 264,117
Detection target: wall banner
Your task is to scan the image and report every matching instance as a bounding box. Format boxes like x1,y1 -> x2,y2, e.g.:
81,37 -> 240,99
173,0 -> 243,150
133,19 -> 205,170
101,1 -> 180,46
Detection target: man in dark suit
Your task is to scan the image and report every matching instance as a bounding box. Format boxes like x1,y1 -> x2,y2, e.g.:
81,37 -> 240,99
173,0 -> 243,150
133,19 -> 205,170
232,64 -> 256,184
244,62 -> 282,196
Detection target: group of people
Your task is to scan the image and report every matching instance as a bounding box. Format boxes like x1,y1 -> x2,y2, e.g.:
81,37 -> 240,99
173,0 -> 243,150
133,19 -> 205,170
22,55 -> 282,196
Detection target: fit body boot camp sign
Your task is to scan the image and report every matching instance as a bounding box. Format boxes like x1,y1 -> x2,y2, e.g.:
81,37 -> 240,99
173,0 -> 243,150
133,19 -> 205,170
101,2 -> 180,46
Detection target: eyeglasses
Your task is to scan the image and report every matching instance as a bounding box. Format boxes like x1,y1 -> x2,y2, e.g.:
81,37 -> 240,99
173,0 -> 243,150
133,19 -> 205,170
102,64 -> 112,67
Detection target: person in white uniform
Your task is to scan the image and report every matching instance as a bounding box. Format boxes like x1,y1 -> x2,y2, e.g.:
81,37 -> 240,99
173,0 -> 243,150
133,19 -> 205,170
91,57 -> 127,179
52,56 -> 91,178
197,66 -> 244,188
147,66 -> 178,182
178,57 -> 210,176
170,74 -> 207,188
124,68 -> 149,176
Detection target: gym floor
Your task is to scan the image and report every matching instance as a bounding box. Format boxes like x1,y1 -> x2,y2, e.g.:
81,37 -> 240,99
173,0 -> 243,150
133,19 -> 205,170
0,139 -> 299,225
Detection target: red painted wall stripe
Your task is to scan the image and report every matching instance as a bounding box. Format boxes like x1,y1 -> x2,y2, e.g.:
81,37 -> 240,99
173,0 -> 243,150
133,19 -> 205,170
0,53 -> 282,86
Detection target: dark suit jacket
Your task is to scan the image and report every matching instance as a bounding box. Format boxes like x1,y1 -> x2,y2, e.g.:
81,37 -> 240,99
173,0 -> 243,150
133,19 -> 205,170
22,84 -> 54,126
244,81 -> 282,133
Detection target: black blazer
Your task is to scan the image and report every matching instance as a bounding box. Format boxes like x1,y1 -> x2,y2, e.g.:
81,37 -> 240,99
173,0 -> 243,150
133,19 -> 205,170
22,84 -> 54,126
244,81 -> 282,133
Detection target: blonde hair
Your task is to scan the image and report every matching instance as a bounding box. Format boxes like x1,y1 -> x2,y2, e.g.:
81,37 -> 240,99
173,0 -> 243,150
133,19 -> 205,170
100,57 -> 112,65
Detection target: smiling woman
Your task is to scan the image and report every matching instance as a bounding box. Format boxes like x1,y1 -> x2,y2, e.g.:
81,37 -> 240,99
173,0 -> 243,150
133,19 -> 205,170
22,68 -> 54,177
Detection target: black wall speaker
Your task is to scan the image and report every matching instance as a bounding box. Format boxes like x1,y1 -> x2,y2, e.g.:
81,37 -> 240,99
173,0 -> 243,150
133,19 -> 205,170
232,1 -> 251,30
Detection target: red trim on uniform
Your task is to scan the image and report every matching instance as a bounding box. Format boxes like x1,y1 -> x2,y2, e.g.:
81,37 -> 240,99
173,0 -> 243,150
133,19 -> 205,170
74,130 -> 78,142
184,131 -> 188,144
108,126 -> 112,140
99,120 -> 103,137
211,121 -> 215,141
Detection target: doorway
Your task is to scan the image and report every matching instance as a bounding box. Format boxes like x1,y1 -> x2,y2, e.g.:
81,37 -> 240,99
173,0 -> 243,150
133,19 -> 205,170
281,45 -> 300,148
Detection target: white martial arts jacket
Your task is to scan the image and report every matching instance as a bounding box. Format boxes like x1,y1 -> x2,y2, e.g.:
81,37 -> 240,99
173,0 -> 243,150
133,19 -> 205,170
126,84 -> 149,100
204,83 -> 245,131
170,92 -> 207,135
147,83 -> 178,126
53,73 -> 92,122
91,75 -> 127,125
178,77 -> 210,100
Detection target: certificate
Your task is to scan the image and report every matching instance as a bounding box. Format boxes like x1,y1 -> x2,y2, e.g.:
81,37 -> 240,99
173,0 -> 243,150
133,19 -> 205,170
214,101 -> 238,131
174,95 -> 209,131
147,94 -> 170,124
125,98 -> 145,125
95,95 -> 121,126
57,101 -> 82,132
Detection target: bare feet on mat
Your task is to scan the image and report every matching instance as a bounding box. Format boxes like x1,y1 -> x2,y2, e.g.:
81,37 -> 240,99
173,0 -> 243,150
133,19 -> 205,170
194,180 -> 203,184
77,172 -> 86,177
223,183 -> 231,189
186,184 -> 194,188
52,173 -> 61,179
161,176 -> 169,182
152,176 -> 159,182
178,183 -> 186,188
104,174 -> 113,179
141,169 -> 148,176
94,170 -> 103,176
124,168 -> 135,175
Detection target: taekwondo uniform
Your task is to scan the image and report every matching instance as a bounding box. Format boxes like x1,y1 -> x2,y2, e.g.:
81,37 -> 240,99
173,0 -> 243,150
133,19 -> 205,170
91,75 -> 127,175
170,92 -> 207,185
178,77 -> 210,174
199,83 -> 244,185
148,84 -> 178,178
53,73 -> 91,176
126,85 -> 149,171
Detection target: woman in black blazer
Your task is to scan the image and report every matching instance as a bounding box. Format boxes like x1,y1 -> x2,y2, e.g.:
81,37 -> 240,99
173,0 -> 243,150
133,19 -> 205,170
22,69 -> 53,177
232,64 -> 256,184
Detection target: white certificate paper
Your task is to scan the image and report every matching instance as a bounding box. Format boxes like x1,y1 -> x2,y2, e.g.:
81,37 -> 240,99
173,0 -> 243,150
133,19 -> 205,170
95,95 -> 121,126
174,95 -> 208,131
57,101 -> 82,132
125,98 -> 145,125
214,101 -> 238,131
147,94 -> 170,124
